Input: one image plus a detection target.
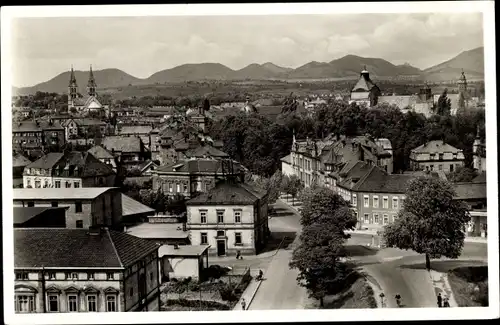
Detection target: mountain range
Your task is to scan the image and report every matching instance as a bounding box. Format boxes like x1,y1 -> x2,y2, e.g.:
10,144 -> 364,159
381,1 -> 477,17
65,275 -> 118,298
14,47 -> 484,95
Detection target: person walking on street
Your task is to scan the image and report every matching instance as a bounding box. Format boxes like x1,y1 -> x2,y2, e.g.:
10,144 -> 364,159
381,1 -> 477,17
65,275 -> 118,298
395,294 -> 402,307
437,293 -> 442,307
443,297 -> 450,307
241,298 -> 247,310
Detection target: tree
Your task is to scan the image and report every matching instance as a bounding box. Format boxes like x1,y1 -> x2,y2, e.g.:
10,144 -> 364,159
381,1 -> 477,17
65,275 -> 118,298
285,174 -> 302,206
447,166 -> 478,183
383,177 -> 470,271
289,188 -> 357,307
436,89 -> 452,115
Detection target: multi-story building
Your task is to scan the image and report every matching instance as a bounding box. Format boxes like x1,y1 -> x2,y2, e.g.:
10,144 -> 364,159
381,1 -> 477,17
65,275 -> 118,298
23,151 -> 116,189
349,67 -> 381,107
285,133 -> 393,189
118,125 -> 153,150
337,165 -> 413,230
12,120 -> 66,157
410,140 -> 465,173
101,136 -> 146,165
14,227 -> 161,313
62,118 -> 107,141
186,181 -> 269,256
13,187 -> 123,229
152,158 -> 243,198
13,153 -> 32,188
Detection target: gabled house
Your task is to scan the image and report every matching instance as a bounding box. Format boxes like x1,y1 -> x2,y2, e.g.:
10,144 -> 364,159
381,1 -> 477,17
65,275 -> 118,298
88,145 -> 117,172
101,135 -> 147,168
23,151 -> 116,189
410,140 -> 465,173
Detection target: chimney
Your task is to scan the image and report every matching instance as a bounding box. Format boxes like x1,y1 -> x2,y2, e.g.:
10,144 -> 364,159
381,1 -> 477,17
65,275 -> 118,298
182,222 -> 187,232
173,244 -> 179,250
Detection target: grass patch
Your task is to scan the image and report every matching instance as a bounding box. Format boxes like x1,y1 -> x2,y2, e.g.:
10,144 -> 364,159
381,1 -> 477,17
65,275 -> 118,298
448,266 -> 488,307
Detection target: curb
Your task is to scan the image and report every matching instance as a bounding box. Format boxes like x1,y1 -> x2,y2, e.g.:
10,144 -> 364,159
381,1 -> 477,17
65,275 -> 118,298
246,279 -> 264,309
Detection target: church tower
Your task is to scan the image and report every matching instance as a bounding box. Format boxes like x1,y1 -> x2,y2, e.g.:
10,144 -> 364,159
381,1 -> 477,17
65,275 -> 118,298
457,69 -> 469,111
68,65 -> 78,112
458,69 -> 468,93
87,65 -> 97,97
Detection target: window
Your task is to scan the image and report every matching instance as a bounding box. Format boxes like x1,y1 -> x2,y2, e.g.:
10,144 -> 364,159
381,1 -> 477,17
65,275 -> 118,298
71,272 -> 78,280
16,295 -> 35,313
363,214 -> 369,223
75,202 -> 82,213
373,196 -> 379,208
65,181 -> 71,188
68,295 -> 78,312
27,179 -> 31,187
217,230 -> 225,237
373,214 -> 379,224
87,272 -> 95,280
27,201 -> 35,207
392,197 -> 399,209
383,214 -> 389,225
55,180 -> 61,188
183,183 -> 188,193
217,210 -> 224,223
129,288 -> 134,297
393,215 -> 398,222
200,210 -> 207,224
235,232 -> 242,245
76,220 -> 83,228
87,295 -> 97,312
430,153 -> 435,160
49,201 -> 58,207
169,183 -> 173,192
430,164 -> 434,171
74,182 -> 80,188
364,195 -> 369,208
16,272 -> 29,280
65,272 -> 72,280
450,164 -> 454,172
201,233 -> 208,244
35,180 -> 41,188
106,295 -> 117,312
352,194 -> 357,206
48,295 -> 59,312
43,180 -> 49,188
107,273 -> 114,280
439,154 -> 444,160
234,210 -> 242,223
438,164 -> 443,171
383,196 -> 389,209
176,183 -> 180,192
48,272 -> 56,280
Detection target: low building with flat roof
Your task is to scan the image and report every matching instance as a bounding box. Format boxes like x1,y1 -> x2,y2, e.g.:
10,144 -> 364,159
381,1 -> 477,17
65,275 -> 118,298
158,244 -> 210,282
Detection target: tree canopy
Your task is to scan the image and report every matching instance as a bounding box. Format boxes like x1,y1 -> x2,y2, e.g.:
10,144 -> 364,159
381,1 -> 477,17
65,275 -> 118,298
383,177 -> 470,270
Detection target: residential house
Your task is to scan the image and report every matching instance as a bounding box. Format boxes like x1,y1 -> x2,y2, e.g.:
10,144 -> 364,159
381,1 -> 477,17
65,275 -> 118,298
118,125 -> 153,150
410,140 -> 465,172
87,145 -> 117,172
186,181 -> 269,256
62,118 -> 107,143
12,120 -> 66,157
280,154 -> 294,177
454,181 -> 487,238
337,165 -> 413,230
13,153 -> 32,188
101,135 -> 147,169
14,227 -> 161,313
152,158 -> 243,198
13,187 -> 123,229
287,133 -> 393,189
23,151 -> 116,189
14,207 -> 68,228
135,160 -> 159,176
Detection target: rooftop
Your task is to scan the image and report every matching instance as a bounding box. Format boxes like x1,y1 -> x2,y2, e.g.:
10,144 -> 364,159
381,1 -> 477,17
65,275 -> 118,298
87,145 -> 114,159
187,181 -> 265,205
125,222 -> 189,239
184,145 -> 229,159
412,140 -> 462,154
14,228 -> 160,268
13,187 -> 116,200
101,135 -> 142,153
13,207 -> 68,224
156,159 -> 241,175
158,244 -> 210,257
121,193 -> 155,217
350,166 -> 415,193
119,125 -> 153,135
12,153 -> 32,168
453,182 -> 487,200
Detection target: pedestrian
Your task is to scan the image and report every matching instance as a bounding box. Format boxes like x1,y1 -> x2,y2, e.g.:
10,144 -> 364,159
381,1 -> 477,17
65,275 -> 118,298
241,298 -> 246,310
437,292 -> 442,307
236,251 -> 241,260
443,297 -> 450,307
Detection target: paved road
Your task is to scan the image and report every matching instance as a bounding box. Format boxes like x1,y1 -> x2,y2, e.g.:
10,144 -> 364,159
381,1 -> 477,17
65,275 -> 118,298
346,233 -> 488,308
248,200 -> 313,310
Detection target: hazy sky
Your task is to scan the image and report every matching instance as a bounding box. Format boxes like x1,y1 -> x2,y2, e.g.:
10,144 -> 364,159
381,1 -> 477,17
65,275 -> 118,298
12,13 -> 483,87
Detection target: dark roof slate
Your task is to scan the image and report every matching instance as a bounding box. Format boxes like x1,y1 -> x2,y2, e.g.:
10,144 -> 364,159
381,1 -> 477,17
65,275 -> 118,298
187,182 -> 263,205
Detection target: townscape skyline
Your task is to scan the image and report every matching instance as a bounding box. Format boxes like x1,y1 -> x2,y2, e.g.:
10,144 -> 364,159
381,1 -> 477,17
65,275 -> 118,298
12,13 -> 483,87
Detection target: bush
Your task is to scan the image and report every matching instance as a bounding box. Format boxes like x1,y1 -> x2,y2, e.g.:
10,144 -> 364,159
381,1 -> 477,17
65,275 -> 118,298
472,280 -> 489,306
219,284 -> 238,302
165,299 -> 230,310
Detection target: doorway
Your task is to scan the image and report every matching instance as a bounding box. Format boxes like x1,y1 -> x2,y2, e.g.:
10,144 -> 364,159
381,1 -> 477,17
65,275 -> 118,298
217,240 -> 226,256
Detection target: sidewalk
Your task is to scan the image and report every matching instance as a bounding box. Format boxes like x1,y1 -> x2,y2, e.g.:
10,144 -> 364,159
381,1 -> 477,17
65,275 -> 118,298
429,270 -> 458,307
233,278 -> 262,310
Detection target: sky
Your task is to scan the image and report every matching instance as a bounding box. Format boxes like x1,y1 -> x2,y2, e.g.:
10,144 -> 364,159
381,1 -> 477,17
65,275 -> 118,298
11,13 -> 484,87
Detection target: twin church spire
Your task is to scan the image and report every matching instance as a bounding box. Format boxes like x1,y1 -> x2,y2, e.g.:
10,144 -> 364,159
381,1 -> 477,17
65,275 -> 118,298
68,65 -> 97,98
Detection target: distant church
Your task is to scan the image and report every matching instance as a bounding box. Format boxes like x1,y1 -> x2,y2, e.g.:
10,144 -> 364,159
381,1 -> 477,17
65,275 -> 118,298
67,65 -> 105,114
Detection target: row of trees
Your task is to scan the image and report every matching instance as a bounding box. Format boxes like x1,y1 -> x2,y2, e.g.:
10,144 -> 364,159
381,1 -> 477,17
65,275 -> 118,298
289,177 -> 472,305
